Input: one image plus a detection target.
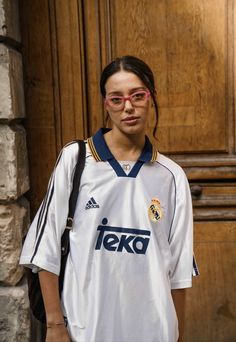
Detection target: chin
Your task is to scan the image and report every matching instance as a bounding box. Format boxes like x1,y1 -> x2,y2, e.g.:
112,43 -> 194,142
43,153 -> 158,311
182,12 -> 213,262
122,125 -> 145,136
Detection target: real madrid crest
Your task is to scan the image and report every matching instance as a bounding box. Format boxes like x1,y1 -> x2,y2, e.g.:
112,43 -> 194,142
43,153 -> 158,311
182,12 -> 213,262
148,198 -> 163,222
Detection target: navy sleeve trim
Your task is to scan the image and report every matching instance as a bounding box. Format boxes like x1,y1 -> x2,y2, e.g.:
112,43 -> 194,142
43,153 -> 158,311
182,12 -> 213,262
156,161 -> 177,242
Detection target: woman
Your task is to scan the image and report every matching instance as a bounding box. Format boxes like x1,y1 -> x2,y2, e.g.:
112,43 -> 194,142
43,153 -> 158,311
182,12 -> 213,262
20,56 -> 198,342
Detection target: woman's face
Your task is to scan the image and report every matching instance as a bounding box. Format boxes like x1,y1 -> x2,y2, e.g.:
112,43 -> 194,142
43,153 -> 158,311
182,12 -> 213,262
104,71 -> 150,136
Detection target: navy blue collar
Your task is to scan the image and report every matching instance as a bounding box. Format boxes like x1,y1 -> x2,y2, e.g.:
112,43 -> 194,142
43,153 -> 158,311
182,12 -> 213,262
89,128 -> 155,163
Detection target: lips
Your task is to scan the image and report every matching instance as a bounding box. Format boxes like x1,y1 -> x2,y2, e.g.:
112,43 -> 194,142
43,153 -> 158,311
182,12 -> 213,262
122,116 -> 139,122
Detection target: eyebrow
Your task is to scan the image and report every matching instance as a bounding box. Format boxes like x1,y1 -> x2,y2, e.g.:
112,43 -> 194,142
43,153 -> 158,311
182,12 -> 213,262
107,86 -> 146,96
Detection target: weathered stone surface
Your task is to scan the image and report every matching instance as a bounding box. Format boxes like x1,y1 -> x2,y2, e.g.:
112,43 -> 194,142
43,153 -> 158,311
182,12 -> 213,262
0,124 -> 29,200
0,44 -> 25,119
0,197 -> 30,286
0,0 -> 20,41
0,282 -> 30,342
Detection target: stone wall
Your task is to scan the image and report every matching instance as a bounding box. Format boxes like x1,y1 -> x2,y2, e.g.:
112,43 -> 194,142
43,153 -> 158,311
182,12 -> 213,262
0,0 -> 30,341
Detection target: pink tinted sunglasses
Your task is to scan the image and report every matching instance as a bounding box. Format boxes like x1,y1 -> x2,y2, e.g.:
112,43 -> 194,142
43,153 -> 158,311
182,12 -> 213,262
105,90 -> 150,111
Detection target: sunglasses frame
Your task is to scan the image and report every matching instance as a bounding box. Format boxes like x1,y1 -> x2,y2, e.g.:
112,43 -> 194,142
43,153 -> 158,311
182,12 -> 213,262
105,90 -> 150,110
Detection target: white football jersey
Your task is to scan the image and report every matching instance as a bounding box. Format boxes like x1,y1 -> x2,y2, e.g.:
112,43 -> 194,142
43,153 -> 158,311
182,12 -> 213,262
20,128 -> 199,342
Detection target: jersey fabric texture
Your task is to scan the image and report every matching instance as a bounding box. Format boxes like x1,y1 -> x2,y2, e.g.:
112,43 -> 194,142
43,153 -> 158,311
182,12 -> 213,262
20,128 -> 198,342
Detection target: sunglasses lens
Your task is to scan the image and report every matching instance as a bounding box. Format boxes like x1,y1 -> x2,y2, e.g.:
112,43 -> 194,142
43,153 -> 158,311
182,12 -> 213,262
131,92 -> 147,104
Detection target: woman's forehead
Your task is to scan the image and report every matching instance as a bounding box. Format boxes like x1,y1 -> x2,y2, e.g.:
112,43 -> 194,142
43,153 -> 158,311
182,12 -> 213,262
105,71 -> 145,93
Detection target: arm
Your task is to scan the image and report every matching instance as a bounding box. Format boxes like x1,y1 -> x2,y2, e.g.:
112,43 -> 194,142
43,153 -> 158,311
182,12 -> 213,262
171,289 -> 186,342
39,270 -> 70,342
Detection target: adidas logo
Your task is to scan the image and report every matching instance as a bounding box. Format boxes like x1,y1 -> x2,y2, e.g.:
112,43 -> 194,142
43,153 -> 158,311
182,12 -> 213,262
85,197 -> 100,210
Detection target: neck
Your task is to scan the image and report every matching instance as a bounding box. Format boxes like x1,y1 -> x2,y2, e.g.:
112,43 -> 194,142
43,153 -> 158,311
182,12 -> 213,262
104,128 -> 146,161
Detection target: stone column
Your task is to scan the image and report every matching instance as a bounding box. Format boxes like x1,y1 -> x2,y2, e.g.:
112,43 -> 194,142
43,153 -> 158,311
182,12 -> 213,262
0,1 -> 30,341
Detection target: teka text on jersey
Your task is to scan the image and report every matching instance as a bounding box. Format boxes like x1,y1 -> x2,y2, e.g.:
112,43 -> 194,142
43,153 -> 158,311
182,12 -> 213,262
95,218 -> 151,255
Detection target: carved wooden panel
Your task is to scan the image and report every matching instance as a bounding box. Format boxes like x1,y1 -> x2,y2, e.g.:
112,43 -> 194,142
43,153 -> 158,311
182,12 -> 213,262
185,221 -> 236,341
82,0 -> 105,134
20,0 -> 88,214
191,182 -> 236,220
19,0 -> 58,213
109,0 -> 231,155
49,0 -> 87,147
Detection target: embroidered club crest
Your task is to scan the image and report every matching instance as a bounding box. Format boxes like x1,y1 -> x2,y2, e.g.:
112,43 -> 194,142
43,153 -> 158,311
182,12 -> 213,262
148,198 -> 163,222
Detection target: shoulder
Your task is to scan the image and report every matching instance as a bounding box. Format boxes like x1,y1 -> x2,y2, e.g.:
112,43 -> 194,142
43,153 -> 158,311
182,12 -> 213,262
60,139 -> 90,172
53,140 -> 88,185
61,140 -> 79,159
60,139 -> 88,164
54,140 -> 86,177
157,153 -> 192,204
157,153 -> 184,175
156,153 -> 188,184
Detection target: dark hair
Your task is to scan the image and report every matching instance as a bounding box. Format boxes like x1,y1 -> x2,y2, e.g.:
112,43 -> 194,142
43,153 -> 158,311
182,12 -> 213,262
100,55 -> 159,139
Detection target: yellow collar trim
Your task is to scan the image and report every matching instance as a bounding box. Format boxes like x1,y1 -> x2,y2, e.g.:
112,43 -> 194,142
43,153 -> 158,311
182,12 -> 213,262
87,137 -> 102,162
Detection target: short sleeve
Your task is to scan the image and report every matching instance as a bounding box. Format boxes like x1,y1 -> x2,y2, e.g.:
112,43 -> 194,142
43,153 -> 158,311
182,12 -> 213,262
19,142 -> 79,275
168,169 -> 199,289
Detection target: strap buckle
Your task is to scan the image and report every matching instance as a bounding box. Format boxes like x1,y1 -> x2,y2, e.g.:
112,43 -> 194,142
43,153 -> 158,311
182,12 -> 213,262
66,217 -> 73,230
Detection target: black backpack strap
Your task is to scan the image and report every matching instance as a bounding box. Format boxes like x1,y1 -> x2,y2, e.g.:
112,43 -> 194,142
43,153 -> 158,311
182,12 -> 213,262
59,140 -> 86,294
66,140 -> 86,232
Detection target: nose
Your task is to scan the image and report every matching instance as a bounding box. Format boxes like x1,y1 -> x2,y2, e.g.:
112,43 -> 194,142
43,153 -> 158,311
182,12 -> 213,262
124,98 -> 134,112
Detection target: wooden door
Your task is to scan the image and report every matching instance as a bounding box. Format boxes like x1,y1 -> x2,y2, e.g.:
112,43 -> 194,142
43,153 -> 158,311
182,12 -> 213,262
19,0 -> 236,340
19,0 -> 88,212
